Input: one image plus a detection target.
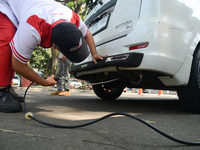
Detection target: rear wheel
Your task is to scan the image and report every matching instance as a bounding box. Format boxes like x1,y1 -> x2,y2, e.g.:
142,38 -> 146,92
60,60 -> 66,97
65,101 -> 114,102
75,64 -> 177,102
93,84 -> 124,100
177,47 -> 200,113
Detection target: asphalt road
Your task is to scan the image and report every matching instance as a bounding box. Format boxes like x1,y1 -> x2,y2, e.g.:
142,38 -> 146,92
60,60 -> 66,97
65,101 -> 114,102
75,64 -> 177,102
0,88 -> 200,150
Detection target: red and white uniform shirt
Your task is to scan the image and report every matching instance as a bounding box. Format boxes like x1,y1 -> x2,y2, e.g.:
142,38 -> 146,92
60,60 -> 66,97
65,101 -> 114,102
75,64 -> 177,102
0,0 -> 89,64
0,1 -> 18,27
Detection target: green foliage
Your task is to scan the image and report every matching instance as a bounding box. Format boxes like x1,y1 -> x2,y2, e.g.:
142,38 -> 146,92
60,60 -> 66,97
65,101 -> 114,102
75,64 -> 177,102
29,47 -> 51,73
66,0 -> 93,19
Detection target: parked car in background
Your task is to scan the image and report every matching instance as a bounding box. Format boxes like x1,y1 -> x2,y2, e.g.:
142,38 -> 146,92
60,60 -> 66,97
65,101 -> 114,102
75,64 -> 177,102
70,84 -> 75,89
70,80 -> 82,88
70,0 -> 200,113
12,74 -> 20,87
123,87 -> 128,92
86,84 -> 93,90
54,79 -> 82,89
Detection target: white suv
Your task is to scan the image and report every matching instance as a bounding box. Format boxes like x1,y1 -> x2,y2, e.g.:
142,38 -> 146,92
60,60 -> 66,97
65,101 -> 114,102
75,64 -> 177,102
70,0 -> 200,113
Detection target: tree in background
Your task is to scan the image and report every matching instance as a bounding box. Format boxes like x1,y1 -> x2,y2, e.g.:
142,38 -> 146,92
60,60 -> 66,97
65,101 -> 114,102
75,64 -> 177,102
29,47 -> 51,74
55,0 -> 71,5
55,0 -> 93,14
66,0 -> 93,20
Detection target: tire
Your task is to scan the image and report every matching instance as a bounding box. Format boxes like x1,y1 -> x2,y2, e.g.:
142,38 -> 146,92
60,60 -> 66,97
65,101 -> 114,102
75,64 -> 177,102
93,84 -> 124,100
177,47 -> 200,113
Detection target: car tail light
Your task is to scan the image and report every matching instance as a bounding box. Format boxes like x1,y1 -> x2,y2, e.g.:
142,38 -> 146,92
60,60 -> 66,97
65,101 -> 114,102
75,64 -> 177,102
129,43 -> 149,50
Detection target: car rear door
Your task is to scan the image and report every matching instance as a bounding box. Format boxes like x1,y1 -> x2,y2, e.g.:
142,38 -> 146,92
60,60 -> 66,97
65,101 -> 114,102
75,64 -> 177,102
85,0 -> 142,46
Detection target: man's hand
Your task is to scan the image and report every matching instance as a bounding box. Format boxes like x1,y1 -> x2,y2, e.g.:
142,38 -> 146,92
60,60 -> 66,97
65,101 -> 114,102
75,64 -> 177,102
92,54 -> 108,64
45,75 -> 58,86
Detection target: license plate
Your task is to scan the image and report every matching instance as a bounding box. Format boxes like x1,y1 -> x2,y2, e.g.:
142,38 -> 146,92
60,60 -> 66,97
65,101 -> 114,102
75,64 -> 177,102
89,14 -> 110,35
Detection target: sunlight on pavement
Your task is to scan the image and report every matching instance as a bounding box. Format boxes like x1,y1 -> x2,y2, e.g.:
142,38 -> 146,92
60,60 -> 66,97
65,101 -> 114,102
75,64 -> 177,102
36,107 -> 141,121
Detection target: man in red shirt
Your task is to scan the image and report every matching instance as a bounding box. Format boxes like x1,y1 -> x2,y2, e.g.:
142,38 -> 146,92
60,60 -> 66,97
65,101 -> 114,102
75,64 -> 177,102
0,0 -> 106,113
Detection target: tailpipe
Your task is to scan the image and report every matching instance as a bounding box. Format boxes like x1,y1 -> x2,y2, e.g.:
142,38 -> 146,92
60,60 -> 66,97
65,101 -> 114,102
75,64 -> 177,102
116,67 -> 143,85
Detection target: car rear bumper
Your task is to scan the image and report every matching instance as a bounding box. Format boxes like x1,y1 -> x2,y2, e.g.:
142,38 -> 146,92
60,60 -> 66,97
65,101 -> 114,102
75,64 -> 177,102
70,52 -> 143,74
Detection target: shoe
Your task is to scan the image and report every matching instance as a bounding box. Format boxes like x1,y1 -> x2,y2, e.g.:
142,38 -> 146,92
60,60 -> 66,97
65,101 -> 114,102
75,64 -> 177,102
0,91 -> 22,113
50,90 -> 61,95
58,91 -> 71,96
9,86 -> 24,103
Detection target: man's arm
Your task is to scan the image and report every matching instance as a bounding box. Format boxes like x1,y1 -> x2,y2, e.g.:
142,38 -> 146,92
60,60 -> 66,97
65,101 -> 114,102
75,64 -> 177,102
12,54 -> 57,86
84,31 -> 107,64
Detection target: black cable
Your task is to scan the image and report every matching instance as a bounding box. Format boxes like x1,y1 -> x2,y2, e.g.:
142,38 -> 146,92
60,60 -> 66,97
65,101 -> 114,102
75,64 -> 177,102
23,82 -> 34,113
24,81 -> 200,146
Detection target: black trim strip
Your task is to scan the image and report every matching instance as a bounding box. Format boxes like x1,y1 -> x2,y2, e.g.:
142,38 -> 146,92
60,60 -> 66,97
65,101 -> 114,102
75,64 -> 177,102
70,52 -> 144,74
85,0 -> 117,25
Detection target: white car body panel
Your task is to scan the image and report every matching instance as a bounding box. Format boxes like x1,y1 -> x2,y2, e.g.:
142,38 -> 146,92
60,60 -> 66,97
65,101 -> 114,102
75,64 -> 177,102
73,0 -> 200,87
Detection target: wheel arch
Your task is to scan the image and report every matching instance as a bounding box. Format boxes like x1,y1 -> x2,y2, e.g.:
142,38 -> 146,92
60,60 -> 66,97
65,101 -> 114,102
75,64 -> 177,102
192,40 -> 200,57
187,33 -> 200,57
158,37 -> 200,86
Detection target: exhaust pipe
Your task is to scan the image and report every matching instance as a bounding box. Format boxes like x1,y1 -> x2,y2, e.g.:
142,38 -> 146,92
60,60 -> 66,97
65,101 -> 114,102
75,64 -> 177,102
116,67 -> 143,85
